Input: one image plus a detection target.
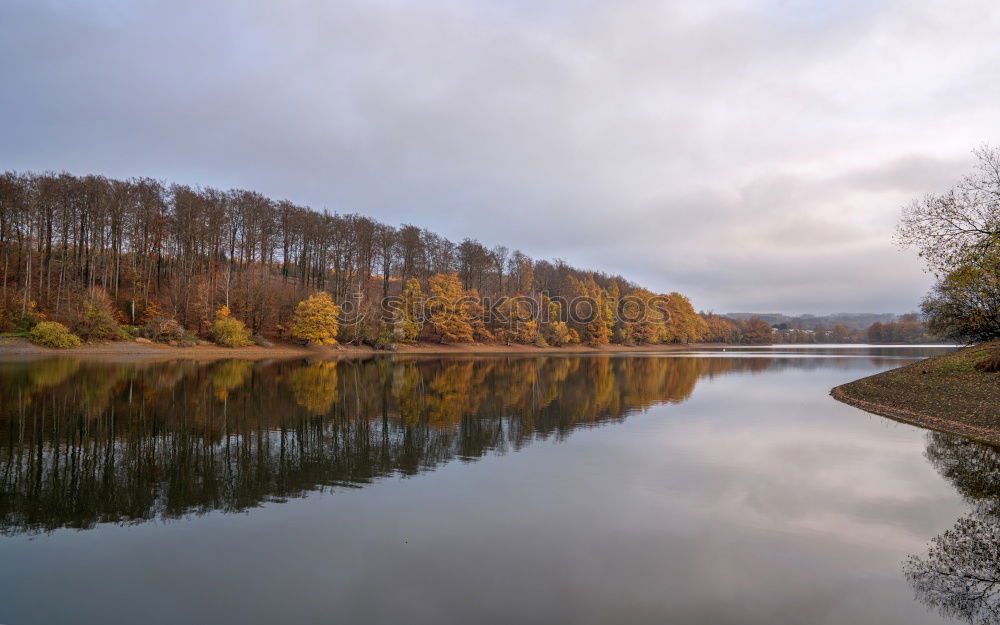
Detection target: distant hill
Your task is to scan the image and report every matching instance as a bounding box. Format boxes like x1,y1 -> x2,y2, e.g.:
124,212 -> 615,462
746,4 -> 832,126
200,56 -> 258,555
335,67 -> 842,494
724,312 -> 902,331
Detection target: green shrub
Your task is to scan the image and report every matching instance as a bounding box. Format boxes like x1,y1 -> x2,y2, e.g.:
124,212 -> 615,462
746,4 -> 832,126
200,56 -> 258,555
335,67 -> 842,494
371,323 -> 396,350
73,290 -> 120,341
9,302 -> 44,332
29,322 -> 82,349
209,306 -> 253,347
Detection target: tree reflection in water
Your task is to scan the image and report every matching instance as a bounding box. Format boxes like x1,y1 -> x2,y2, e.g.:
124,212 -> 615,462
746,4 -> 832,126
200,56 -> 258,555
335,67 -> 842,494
906,433 -> 1000,625
0,355 -> 771,535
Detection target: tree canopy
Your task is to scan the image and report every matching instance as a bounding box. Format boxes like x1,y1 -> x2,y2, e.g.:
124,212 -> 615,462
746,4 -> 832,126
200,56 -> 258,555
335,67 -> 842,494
290,291 -> 340,345
897,145 -> 1000,343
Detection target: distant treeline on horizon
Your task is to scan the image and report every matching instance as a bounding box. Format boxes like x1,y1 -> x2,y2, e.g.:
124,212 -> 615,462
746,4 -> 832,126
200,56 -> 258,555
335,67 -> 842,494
723,312 -> 947,344
0,171 -> 941,347
725,312 -> 901,331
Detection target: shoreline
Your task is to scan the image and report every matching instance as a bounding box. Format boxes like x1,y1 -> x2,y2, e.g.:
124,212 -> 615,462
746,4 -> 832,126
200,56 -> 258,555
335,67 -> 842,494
831,385 -> 1000,445
832,341 -> 1000,445
0,337 -> 730,363
0,337 -> 957,364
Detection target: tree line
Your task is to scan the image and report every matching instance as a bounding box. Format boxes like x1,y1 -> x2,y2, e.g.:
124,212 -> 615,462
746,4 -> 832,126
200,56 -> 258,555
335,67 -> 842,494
771,314 -> 939,344
2,168 -> 953,348
704,313 -> 939,345
0,170 -> 785,346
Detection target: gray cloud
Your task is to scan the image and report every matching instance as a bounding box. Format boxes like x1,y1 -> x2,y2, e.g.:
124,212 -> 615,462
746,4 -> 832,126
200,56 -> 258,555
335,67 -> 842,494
2,0 -> 997,313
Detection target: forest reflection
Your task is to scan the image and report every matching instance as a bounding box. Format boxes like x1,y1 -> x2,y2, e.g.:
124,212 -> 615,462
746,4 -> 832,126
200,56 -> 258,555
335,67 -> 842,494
906,433 -> 1000,625
0,355 -> 769,535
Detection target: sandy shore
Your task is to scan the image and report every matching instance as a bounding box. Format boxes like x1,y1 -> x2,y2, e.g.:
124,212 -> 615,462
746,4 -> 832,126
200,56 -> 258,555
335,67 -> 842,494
832,341 -> 1000,445
0,336 -> 719,363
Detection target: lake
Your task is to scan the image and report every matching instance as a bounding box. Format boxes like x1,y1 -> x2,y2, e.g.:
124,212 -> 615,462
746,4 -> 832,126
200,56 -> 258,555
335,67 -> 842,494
0,346 -> 992,625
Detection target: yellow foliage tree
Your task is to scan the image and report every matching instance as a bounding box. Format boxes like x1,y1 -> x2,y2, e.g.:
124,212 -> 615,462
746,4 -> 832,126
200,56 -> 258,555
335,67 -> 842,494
290,291 -> 341,345
585,285 -> 613,346
584,305 -> 612,345
462,289 -> 493,342
540,295 -> 579,346
427,273 -> 474,343
566,276 -> 612,346
393,278 -> 424,343
621,289 -> 664,344
547,321 -> 578,346
498,296 -> 538,344
209,305 -> 253,347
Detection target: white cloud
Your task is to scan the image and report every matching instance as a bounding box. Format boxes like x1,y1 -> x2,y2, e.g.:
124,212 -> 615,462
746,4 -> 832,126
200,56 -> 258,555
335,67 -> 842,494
1,0 -> 997,312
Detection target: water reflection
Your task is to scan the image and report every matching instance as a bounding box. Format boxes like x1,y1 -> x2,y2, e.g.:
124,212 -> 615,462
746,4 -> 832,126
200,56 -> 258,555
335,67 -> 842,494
906,433 -> 1000,625
0,355 -> 770,535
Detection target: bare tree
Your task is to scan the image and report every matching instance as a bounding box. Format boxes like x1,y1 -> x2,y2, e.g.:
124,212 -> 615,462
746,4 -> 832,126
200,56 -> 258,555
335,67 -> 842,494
897,145 -> 1000,276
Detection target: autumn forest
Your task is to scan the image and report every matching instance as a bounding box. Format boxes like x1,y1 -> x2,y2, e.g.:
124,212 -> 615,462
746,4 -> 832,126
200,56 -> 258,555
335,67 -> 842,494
0,171 -> 933,348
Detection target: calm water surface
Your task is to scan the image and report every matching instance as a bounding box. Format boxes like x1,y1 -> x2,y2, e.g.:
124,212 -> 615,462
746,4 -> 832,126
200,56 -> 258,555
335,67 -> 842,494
0,346 -> 992,625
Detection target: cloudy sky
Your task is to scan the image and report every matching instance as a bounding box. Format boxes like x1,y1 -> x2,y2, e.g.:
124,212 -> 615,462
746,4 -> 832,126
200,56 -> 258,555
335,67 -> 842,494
2,0 -> 997,314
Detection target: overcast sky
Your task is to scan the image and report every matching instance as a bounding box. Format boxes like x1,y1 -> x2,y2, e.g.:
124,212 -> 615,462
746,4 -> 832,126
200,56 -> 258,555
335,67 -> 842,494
2,0 -> 997,314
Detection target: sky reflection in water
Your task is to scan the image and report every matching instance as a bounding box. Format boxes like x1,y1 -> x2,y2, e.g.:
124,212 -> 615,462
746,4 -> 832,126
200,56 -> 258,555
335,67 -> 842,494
0,347 -> 989,625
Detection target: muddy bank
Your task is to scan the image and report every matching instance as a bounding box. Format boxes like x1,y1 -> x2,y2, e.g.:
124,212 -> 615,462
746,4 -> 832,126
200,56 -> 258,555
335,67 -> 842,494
0,336 -> 723,363
832,341 -> 1000,444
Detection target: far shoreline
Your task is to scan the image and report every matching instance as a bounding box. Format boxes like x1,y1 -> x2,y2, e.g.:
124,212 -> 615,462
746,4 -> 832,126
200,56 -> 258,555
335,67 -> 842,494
0,337 -> 954,364
0,337 -> 730,363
